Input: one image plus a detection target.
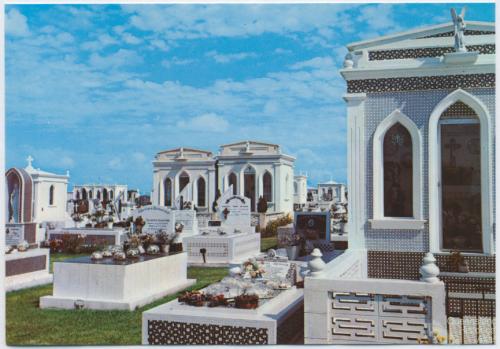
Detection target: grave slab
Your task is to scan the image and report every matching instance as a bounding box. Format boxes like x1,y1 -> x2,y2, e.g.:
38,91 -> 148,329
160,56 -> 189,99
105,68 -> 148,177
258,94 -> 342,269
40,252 -> 195,310
142,286 -> 304,345
5,248 -> 52,291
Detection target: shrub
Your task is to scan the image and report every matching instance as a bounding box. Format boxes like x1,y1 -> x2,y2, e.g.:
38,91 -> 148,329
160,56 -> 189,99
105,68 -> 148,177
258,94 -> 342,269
262,214 -> 293,237
61,233 -> 85,253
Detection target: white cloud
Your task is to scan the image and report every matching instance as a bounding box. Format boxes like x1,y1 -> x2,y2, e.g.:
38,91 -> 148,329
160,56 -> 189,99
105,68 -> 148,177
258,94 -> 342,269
149,39 -> 169,51
122,32 -> 142,45
6,8 -> 30,37
123,4 -> 355,40
81,33 -> 118,51
161,57 -> 194,68
89,49 -> 143,69
176,113 -> 229,132
289,56 -> 335,70
206,50 -> 257,63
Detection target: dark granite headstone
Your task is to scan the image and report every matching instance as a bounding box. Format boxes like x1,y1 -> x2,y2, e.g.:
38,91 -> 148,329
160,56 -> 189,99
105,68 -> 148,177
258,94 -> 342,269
294,212 -> 330,241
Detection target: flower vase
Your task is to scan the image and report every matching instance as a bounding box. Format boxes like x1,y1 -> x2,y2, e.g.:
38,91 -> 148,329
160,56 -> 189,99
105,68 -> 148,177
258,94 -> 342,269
161,244 -> 170,253
286,245 -> 299,260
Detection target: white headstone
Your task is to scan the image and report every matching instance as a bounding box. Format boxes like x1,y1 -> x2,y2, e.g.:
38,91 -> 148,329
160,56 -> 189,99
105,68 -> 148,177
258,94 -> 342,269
174,209 -> 199,236
133,206 -> 174,234
6,224 -> 24,246
217,189 -> 251,228
262,261 -> 292,280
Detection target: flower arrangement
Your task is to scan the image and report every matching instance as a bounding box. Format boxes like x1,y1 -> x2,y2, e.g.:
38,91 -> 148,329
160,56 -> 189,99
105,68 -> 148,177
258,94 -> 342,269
450,250 -> 469,272
242,259 -> 265,278
417,330 -> 446,344
234,294 -> 259,309
279,232 -> 302,247
178,291 -> 206,307
175,223 -> 184,233
207,294 -> 229,308
156,230 -> 174,245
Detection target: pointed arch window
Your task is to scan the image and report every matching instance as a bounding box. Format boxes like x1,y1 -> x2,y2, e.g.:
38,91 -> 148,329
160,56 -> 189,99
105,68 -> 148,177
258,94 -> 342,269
110,190 -> 114,200
82,188 -> 87,200
164,178 -> 172,207
228,172 -> 237,195
89,190 -> 93,199
371,110 -> 423,230
383,123 -> 413,217
49,185 -> 55,205
197,177 -> 206,207
263,171 -> 272,202
179,172 -> 190,193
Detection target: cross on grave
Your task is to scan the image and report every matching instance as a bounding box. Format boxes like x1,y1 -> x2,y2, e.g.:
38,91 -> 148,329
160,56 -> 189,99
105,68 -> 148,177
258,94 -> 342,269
222,207 -> 230,219
445,138 -> 462,167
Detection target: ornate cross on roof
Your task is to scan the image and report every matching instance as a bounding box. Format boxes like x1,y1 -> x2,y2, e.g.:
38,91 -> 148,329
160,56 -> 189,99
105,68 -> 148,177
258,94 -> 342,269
26,155 -> 34,168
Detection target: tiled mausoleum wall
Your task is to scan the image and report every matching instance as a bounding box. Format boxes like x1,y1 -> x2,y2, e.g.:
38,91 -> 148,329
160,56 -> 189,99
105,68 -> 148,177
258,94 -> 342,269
364,87 -> 495,252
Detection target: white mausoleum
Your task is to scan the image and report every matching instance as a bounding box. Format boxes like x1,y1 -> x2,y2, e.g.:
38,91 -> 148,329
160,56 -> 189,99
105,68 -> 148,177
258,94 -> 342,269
152,141 -> 295,214
5,156 -> 69,241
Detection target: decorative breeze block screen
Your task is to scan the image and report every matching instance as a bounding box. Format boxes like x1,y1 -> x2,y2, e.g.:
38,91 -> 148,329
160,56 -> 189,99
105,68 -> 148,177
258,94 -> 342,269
330,291 -> 432,343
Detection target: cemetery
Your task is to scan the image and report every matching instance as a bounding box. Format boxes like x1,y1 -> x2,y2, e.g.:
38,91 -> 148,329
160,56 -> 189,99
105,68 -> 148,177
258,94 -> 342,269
4,5 -> 496,347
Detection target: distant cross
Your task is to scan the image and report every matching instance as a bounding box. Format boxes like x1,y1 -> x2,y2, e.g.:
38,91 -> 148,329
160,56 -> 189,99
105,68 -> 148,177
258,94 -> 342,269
222,207 -> 230,219
445,138 -> 461,167
26,155 -> 34,168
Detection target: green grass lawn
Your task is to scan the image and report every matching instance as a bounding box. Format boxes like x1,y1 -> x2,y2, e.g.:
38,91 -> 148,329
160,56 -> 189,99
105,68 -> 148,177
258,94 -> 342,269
6,253 -> 228,345
260,236 -> 277,252
7,235 -> 278,345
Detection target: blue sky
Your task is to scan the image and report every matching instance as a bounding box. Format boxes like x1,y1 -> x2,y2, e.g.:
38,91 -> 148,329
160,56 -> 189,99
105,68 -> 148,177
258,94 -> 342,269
5,3 -> 495,193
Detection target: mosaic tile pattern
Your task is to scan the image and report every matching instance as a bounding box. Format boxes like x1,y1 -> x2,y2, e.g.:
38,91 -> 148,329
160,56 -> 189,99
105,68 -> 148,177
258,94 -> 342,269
347,74 -> 495,94
368,251 -> 496,283
420,30 -> 495,38
364,88 -> 495,252
147,320 -> 269,345
368,45 -> 495,61
441,101 -> 478,118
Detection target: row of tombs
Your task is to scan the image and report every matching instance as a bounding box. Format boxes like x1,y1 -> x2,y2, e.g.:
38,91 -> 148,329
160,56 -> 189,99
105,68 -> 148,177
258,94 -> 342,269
5,13 -> 497,345
6,188 -> 492,344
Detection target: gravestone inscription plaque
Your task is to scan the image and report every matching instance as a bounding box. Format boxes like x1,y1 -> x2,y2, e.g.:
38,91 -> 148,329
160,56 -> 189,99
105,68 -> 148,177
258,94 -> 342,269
6,224 -> 24,246
134,206 -> 174,234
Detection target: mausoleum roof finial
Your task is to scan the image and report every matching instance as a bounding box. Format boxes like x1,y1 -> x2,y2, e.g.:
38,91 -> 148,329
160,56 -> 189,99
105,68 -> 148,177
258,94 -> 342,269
26,155 -> 34,169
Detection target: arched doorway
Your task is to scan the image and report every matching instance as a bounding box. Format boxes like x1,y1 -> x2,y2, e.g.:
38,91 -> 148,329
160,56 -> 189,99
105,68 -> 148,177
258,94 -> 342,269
179,172 -> 190,193
244,166 -> 256,211
429,90 -> 492,254
228,172 -> 237,195
439,102 -> 482,252
197,177 -> 206,207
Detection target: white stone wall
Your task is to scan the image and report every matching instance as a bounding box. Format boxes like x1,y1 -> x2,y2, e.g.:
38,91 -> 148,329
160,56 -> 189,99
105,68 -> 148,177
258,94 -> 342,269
33,178 -> 68,223
293,176 -> 308,206
152,163 -> 216,209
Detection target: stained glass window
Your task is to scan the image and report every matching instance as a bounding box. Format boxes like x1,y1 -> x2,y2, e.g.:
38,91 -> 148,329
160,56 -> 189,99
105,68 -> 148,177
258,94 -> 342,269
383,123 -> 413,217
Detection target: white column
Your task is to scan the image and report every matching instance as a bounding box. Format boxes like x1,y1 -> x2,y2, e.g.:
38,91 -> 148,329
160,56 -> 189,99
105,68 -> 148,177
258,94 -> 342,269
344,93 -> 367,250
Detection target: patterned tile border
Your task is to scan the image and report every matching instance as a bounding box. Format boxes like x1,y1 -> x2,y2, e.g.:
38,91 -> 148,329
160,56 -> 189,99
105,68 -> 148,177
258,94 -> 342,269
347,73 -> 495,94
367,250 -> 495,280
420,30 -> 495,39
147,320 -> 269,345
369,45 -> 495,61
